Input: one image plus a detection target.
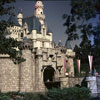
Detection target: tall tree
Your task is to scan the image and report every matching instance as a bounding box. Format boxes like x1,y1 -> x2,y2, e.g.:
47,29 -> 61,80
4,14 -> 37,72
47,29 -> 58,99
64,0 -> 100,73
0,0 -> 25,64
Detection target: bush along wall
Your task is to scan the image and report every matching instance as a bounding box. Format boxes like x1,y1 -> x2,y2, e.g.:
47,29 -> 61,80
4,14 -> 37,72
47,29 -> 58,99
44,87 -> 91,100
0,92 -> 44,100
0,87 -> 91,100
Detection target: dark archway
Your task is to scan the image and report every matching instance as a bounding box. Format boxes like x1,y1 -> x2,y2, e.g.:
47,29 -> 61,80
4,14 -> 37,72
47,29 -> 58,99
43,66 -> 60,89
43,66 -> 55,82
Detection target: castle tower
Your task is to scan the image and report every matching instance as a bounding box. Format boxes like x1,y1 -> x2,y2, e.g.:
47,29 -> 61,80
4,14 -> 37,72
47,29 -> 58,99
19,40 -> 35,92
34,0 -> 45,25
65,40 -> 75,77
17,12 -> 23,26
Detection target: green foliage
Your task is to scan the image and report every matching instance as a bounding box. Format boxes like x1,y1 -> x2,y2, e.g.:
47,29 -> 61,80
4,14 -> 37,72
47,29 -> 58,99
63,0 -> 97,40
0,93 -> 11,100
0,0 -> 25,64
0,0 -> 15,16
0,89 -> 91,100
64,0 -> 100,73
71,0 -> 96,20
22,92 -> 44,100
0,92 -> 44,100
45,87 -> 91,100
74,43 -> 91,75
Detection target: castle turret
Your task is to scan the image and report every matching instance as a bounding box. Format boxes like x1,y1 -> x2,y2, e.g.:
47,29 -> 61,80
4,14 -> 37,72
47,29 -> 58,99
19,39 -> 35,92
17,12 -> 23,26
34,1 -> 45,25
65,40 -> 75,77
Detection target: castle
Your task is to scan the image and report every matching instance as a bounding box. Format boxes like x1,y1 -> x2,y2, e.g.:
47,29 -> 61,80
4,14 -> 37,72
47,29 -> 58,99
0,1 -> 75,92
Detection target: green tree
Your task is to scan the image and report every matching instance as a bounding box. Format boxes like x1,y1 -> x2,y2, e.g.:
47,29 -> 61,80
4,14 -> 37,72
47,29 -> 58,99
91,23 -> 100,73
63,0 -> 97,40
0,0 -> 25,64
64,0 -> 100,73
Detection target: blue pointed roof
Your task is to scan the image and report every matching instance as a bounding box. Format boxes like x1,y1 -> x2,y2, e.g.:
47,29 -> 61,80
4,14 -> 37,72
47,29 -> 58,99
65,40 -> 72,49
8,15 -> 20,26
58,40 -> 62,47
22,16 -> 41,33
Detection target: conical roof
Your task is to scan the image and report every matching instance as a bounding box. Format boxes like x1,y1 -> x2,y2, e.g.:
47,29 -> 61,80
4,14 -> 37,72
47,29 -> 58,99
8,15 -> 19,26
58,40 -> 62,47
65,40 -> 72,49
22,16 -> 41,33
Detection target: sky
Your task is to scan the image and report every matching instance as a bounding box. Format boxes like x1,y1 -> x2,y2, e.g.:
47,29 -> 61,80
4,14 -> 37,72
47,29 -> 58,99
0,0 -> 99,48
1,0 -> 88,48
13,0 -> 70,45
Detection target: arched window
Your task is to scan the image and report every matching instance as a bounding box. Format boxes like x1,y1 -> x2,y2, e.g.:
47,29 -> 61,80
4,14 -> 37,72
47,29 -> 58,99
43,28 -> 45,36
42,41 -> 44,47
21,32 -> 23,37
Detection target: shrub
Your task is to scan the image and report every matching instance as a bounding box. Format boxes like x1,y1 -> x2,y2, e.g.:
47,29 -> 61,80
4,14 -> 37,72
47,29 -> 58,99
0,92 -> 44,100
0,93 -> 11,100
45,87 -> 91,100
22,92 -> 44,100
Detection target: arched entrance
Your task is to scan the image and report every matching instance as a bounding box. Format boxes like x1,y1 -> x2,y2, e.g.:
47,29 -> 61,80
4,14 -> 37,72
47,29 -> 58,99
43,66 -> 60,89
43,66 -> 55,82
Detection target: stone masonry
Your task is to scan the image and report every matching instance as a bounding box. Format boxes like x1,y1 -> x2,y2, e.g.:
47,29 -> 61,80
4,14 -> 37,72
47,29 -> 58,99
0,1 -> 78,93
0,42 -> 75,92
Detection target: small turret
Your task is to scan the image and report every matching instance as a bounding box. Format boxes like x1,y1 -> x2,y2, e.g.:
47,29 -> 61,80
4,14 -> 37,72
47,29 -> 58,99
17,12 -> 23,26
58,40 -> 62,47
65,39 -> 72,52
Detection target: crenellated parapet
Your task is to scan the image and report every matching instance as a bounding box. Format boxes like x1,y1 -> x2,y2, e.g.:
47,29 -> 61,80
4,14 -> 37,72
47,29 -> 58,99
19,39 -> 33,50
66,49 -> 75,58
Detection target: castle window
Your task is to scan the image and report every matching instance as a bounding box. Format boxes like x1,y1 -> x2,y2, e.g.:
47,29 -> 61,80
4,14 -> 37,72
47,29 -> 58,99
42,41 -> 44,47
43,28 -> 45,36
21,32 -> 23,37
25,29 -> 26,33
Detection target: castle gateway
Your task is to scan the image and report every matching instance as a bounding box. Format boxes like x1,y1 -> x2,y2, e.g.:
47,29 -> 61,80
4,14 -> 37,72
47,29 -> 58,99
0,1 -> 75,92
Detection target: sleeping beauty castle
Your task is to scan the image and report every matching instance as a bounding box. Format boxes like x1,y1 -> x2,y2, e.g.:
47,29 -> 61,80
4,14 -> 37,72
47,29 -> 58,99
0,1 -> 75,92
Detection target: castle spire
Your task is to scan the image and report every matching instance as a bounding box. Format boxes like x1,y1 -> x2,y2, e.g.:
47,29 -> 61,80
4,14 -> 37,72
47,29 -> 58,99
34,0 -> 45,25
17,10 -> 23,26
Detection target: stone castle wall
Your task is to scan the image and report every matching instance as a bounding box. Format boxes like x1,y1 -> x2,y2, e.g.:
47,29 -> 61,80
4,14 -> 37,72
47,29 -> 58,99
0,48 -> 81,93
20,50 -> 34,92
60,77 -> 84,88
0,49 -> 35,92
0,57 -> 19,92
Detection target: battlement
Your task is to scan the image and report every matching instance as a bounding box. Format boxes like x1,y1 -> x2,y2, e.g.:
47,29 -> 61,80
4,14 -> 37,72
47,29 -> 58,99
20,39 -> 33,50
